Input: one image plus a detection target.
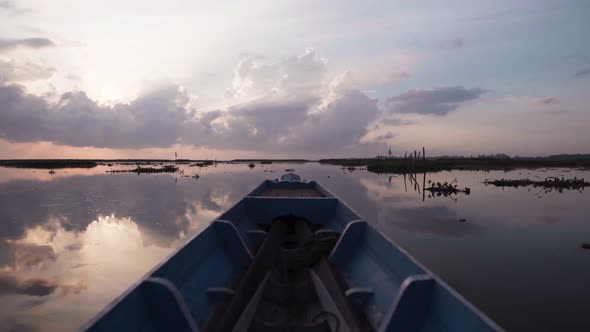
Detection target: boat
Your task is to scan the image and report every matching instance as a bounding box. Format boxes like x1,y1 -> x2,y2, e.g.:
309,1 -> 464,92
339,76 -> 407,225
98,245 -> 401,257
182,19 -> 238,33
82,173 -> 502,332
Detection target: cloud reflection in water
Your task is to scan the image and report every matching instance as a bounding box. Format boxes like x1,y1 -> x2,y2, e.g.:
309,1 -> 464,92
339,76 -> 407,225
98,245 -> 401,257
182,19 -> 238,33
0,169 -> 237,331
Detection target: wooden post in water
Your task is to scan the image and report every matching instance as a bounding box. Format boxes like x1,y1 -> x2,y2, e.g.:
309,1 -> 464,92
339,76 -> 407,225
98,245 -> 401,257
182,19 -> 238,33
422,172 -> 426,201
403,173 -> 408,192
423,147 -> 426,160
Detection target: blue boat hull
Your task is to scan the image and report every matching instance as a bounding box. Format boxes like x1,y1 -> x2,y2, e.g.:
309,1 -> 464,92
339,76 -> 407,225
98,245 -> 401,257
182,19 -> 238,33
82,174 -> 502,331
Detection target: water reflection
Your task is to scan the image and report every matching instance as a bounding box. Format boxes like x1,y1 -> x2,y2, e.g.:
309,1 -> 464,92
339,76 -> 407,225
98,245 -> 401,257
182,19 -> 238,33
0,164 -> 588,331
0,168 -> 243,331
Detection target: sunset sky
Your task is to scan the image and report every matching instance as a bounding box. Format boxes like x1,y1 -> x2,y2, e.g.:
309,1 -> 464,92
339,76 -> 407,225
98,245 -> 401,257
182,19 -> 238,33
1,0 -> 589,159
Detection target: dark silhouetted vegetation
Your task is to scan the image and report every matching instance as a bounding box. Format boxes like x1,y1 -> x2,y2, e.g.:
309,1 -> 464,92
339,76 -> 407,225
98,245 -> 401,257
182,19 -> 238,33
0,159 -> 98,169
108,165 -> 179,174
191,160 -> 214,167
425,180 -> 471,195
320,157 -> 590,174
230,159 -> 309,163
483,176 -> 588,191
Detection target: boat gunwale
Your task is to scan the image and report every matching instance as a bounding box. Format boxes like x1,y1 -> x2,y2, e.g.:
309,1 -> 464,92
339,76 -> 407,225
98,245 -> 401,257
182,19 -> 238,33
79,181 -> 255,331
317,182 -> 504,332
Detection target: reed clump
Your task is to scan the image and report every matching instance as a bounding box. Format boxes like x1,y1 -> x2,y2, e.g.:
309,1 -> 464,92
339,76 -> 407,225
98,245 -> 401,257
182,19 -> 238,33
108,165 -> 179,174
483,176 -> 588,191
425,180 -> 471,196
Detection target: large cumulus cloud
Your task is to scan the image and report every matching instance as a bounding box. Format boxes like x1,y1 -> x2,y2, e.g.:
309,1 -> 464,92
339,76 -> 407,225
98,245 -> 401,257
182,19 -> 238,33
0,49 -> 380,152
225,48 -> 326,101
0,84 -> 194,148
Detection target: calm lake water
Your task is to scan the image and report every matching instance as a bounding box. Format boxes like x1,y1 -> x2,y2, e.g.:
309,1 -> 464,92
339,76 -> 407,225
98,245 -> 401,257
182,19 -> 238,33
0,163 -> 588,331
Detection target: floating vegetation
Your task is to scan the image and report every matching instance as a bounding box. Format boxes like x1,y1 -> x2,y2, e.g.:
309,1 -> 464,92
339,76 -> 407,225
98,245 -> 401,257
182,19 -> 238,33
48,170 -> 56,175
582,243 -> 590,250
192,174 -> 200,179
248,163 -> 255,169
401,173 -> 469,202
342,166 -> 365,172
191,160 -> 214,167
483,176 -> 588,192
285,168 -> 295,172
108,165 -> 179,174
425,179 -> 471,196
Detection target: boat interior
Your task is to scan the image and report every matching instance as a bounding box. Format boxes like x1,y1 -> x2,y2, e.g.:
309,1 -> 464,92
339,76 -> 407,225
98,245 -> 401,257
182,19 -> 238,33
84,174 -> 501,332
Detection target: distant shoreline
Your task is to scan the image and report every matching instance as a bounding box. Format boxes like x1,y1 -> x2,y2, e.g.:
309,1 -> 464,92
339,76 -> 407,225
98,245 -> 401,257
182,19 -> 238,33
0,158 -> 313,169
1,156 -> 589,172
319,157 -> 590,173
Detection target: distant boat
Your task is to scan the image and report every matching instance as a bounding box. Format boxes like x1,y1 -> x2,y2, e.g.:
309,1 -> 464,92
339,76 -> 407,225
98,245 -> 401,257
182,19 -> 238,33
82,173 -> 502,332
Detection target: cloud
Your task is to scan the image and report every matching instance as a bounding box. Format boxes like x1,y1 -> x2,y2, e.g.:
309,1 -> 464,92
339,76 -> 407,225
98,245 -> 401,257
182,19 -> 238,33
287,80 -> 379,152
535,97 -> 558,105
381,118 -> 414,126
374,131 -> 395,142
573,68 -> 590,78
0,164 -> 251,246
439,38 -> 464,50
15,244 -> 55,268
65,73 -> 81,81
0,49 -> 380,152
0,0 -> 14,9
0,38 -> 54,52
0,83 -> 195,148
0,242 -> 56,271
225,48 -> 326,101
385,86 -> 486,116
0,272 -> 58,296
0,272 -> 86,297
0,59 -> 55,82
0,0 -> 17,11
0,0 -> 32,15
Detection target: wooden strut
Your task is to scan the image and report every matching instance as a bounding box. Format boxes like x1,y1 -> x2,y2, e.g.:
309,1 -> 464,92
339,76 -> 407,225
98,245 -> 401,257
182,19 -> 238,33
209,218 -> 371,332
210,220 -> 289,332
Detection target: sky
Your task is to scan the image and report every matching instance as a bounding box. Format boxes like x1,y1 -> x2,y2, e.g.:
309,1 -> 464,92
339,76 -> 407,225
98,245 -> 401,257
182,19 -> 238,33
0,0 -> 589,159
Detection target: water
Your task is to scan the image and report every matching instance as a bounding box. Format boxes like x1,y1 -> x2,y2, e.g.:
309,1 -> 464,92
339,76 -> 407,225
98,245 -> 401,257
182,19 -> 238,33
0,163 -> 588,331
